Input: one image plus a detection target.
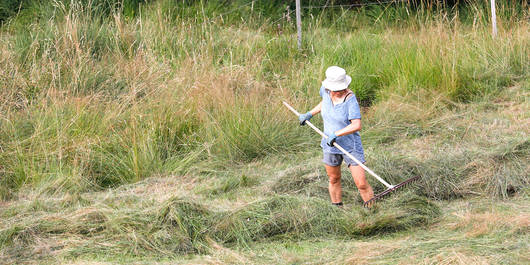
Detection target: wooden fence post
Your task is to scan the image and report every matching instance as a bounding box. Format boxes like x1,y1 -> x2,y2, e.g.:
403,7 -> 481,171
491,0 -> 497,37
296,0 -> 302,49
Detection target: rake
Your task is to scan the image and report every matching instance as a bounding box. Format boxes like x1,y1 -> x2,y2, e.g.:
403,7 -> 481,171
283,101 -> 420,207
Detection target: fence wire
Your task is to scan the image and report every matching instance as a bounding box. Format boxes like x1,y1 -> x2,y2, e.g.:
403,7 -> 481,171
218,0 -> 258,18
213,0 -> 409,27
302,0 -> 408,9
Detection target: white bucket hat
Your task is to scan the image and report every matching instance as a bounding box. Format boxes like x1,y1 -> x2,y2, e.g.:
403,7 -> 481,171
322,66 -> 352,91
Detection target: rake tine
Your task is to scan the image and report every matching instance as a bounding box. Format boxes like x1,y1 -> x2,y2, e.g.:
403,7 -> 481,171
363,175 -> 421,208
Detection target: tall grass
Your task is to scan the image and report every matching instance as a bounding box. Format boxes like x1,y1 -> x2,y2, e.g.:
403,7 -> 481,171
0,0 -> 528,200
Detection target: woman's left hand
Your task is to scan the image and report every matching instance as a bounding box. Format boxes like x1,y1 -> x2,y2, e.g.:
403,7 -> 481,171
327,132 -> 337,146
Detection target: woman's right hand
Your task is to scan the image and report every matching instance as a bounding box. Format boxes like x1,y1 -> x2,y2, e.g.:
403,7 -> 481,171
298,112 -> 313,125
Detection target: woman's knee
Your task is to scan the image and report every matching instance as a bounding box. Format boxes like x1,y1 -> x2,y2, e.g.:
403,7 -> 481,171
356,182 -> 370,191
329,175 -> 341,185
325,165 -> 342,185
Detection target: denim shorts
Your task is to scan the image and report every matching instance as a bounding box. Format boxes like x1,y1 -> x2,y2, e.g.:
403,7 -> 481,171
322,152 -> 365,167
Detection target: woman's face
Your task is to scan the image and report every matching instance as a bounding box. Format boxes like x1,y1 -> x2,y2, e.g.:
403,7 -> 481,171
330,89 -> 347,97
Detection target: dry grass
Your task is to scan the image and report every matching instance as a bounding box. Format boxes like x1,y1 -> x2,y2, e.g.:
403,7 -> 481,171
344,242 -> 399,265
0,179 -> 441,263
0,1 -> 528,264
2,178 -> 526,264
420,250 -> 491,265
446,202 -> 530,238
205,198 -> 528,265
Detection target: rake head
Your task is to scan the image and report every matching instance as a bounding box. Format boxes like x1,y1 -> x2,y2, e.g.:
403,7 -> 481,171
363,175 -> 421,208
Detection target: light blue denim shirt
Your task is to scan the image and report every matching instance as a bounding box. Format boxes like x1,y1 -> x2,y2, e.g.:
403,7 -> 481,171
319,86 -> 365,161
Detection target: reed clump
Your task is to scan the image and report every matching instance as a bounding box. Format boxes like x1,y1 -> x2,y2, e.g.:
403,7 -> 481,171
1,0 -> 527,200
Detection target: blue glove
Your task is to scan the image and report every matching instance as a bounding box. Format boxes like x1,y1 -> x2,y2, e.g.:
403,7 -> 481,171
327,132 -> 337,147
298,112 -> 313,126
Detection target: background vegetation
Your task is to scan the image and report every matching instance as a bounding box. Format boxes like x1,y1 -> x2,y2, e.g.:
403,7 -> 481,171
0,0 -> 528,263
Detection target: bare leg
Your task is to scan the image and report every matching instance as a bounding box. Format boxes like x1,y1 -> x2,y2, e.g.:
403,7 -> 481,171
349,165 -> 374,202
325,164 -> 342,203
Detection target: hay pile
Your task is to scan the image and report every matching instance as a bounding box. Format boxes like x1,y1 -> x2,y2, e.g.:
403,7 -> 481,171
211,193 -> 440,245
1,193 -> 440,260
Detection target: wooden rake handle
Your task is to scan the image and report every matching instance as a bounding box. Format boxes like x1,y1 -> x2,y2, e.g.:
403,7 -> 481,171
282,101 -> 394,189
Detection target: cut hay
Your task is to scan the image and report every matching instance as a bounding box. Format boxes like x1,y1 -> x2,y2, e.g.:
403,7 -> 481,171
1,194 -> 440,260
211,194 -> 440,245
156,197 -> 213,254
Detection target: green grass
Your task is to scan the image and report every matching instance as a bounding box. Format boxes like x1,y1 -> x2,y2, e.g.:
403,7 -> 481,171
0,0 -> 528,263
1,0 -> 527,198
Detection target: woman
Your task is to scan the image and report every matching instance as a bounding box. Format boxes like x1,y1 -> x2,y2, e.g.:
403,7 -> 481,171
298,66 -> 374,206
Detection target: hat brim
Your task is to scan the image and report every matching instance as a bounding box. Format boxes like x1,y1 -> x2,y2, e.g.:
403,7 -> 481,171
322,75 -> 352,91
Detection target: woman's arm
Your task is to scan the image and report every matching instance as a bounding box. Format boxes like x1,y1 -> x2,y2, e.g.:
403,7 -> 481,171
335,119 -> 361,136
308,101 -> 322,116
299,101 -> 322,125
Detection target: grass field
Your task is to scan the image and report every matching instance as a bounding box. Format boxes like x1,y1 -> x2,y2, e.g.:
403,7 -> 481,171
0,0 -> 528,264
